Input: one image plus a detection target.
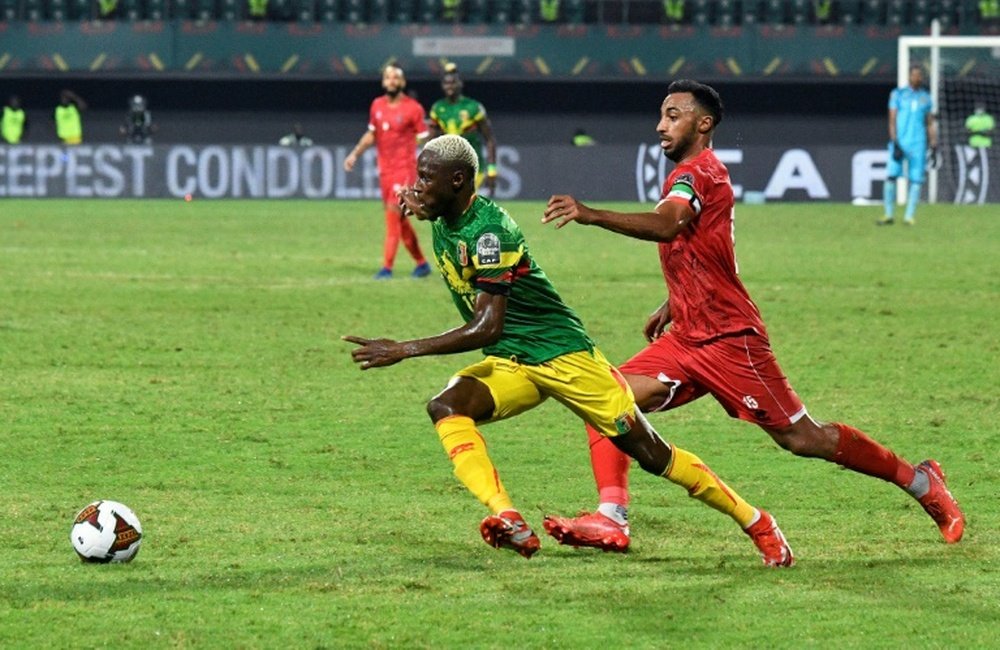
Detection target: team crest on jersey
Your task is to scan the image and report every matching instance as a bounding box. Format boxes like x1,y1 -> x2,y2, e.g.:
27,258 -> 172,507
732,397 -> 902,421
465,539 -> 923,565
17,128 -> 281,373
475,233 -> 501,266
457,241 -> 468,266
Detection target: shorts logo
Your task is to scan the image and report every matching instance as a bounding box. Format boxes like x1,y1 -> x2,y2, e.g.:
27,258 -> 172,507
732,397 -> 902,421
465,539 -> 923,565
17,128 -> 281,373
458,241 -> 468,266
742,395 -> 759,409
476,233 -> 501,266
614,412 -> 636,435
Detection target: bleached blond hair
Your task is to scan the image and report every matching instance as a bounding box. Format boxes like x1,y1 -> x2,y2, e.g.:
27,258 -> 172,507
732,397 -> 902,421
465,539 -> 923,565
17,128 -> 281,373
423,134 -> 480,178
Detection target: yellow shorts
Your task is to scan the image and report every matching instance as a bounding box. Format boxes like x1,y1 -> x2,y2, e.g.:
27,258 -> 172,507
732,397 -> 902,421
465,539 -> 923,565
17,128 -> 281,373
453,348 -> 638,437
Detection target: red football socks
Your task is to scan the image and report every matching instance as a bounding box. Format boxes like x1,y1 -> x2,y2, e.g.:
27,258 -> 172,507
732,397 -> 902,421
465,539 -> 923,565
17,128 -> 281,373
832,422 -> 916,488
587,424 -> 632,506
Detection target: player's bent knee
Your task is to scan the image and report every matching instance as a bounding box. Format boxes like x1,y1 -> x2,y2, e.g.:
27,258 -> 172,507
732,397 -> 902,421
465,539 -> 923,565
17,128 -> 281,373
609,429 -> 670,476
426,398 -> 454,423
765,425 -> 826,458
426,376 -> 496,424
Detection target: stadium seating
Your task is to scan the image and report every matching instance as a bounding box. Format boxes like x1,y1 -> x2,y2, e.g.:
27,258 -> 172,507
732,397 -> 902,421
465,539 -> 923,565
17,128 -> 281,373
414,0 -> 434,21
391,0 -> 413,21
0,0 -> 990,28
170,0 -> 191,18
216,0 -> 238,19
511,0 -> 531,22
859,0 -> 882,23
714,0 -> 736,28
316,0 -> 335,20
342,0 -> 362,20
22,0 -> 43,20
192,0 -> 214,20
885,0 -> 904,26
562,0 -> 582,22
365,0 -> 386,21
118,0 -> 140,19
146,0 -> 164,18
46,0 -> 68,19
689,0 -> 710,25
464,0 -> 486,22
840,0 -> 858,24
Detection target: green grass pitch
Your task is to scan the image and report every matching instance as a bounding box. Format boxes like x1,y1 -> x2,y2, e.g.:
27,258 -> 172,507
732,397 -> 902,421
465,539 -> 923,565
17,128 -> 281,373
1,198 -> 997,647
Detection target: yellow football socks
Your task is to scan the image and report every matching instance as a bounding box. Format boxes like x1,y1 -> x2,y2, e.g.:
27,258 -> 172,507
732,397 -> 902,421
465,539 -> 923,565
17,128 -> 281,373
435,415 -> 514,514
663,446 -> 756,528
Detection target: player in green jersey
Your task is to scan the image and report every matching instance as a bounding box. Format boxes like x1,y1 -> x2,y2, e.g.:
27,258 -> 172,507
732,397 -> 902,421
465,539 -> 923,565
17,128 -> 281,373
429,65 -> 498,194
344,135 -> 793,564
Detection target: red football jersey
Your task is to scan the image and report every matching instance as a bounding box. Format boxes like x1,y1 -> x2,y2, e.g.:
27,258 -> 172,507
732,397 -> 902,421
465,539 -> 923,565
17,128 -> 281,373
657,148 -> 767,344
368,94 -> 429,176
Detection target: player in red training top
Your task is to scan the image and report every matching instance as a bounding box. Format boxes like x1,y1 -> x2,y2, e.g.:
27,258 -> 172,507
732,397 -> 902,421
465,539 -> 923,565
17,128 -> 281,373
540,79 -> 964,560
344,65 -> 432,280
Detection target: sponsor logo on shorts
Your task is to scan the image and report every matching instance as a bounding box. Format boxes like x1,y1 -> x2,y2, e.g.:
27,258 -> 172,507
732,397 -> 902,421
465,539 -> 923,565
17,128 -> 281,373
614,412 -> 635,435
476,233 -> 501,266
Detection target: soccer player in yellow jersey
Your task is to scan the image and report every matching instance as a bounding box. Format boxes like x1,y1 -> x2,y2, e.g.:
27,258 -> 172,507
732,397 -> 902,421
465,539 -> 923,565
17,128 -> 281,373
345,135 -> 794,565
428,65 -> 498,194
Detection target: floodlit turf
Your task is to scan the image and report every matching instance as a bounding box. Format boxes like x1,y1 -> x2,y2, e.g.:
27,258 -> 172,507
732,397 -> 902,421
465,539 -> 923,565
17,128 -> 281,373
1,199 -> 997,647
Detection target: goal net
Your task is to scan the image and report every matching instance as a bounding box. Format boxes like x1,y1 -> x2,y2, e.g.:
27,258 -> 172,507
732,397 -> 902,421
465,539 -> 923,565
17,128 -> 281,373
900,25 -> 1000,204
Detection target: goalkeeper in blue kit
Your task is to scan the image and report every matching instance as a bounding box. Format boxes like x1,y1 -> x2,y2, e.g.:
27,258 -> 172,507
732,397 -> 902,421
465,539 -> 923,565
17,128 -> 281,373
879,65 -> 937,226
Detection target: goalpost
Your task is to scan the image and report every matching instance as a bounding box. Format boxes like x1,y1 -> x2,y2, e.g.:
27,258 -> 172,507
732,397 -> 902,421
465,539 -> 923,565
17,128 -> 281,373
898,21 -> 1000,204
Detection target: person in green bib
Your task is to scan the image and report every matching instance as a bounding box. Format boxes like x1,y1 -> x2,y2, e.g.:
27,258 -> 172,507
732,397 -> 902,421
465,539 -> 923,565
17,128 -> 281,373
429,64 -> 498,194
344,134 -> 791,564
2,95 -> 27,144
54,90 -> 86,146
965,101 -> 994,148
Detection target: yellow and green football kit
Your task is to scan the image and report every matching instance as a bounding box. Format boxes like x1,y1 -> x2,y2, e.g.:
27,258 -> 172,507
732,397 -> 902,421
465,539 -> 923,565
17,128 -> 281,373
429,96 -> 492,187
429,197 -> 757,529
429,196 -> 635,513
431,196 -> 636,437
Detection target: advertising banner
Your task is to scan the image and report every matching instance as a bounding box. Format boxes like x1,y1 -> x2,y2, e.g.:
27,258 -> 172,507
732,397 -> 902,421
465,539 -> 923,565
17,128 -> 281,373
0,143 -> 993,203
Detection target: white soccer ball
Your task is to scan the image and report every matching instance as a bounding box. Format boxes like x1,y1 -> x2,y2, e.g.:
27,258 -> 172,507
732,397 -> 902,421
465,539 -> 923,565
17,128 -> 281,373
70,500 -> 143,563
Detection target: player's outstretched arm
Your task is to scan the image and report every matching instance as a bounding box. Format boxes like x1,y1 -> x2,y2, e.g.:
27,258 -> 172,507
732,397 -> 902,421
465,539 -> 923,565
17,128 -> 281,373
344,292 -> 507,369
542,194 -> 693,242
344,131 -> 375,172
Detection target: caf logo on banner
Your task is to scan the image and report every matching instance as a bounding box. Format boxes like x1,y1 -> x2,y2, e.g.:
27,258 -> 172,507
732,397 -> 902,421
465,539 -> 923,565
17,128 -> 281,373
953,146 -> 991,205
634,144 -> 669,202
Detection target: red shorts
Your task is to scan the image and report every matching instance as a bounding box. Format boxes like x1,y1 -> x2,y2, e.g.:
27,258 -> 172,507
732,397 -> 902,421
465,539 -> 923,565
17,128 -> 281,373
618,332 -> 807,428
379,169 -> 416,205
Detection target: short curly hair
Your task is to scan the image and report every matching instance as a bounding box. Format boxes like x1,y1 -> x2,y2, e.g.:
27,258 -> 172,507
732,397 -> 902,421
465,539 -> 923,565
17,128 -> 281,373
423,134 -> 480,178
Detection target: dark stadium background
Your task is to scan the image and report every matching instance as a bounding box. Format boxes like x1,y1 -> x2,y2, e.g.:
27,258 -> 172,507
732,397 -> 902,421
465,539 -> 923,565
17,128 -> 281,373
7,76 -> 889,148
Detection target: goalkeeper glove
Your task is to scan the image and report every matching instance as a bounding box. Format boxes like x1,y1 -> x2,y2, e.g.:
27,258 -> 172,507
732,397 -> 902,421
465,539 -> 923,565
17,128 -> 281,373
891,140 -> 905,161
926,146 -> 942,170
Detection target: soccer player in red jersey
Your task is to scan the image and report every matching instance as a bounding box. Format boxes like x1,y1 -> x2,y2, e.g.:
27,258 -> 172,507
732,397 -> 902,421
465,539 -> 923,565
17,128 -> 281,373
344,65 -> 432,280
541,79 -> 965,555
